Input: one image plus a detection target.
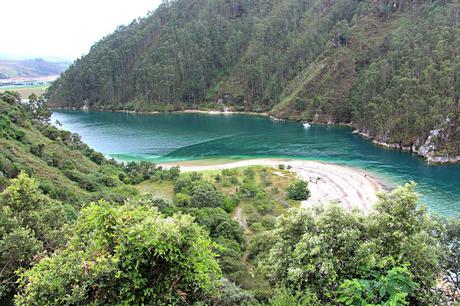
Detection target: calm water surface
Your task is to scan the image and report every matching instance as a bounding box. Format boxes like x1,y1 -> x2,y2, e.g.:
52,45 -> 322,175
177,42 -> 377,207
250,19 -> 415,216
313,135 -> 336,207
51,110 -> 460,216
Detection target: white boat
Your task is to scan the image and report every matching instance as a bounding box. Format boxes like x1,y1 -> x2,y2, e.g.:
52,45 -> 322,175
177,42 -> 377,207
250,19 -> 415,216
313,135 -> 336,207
303,122 -> 311,128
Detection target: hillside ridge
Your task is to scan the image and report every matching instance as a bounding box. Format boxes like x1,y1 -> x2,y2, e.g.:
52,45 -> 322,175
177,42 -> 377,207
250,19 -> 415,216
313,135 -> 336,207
47,0 -> 460,161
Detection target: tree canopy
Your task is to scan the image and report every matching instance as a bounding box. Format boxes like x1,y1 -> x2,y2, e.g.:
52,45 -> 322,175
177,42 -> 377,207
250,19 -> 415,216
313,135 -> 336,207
15,201 -> 221,305
259,184 -> 442,304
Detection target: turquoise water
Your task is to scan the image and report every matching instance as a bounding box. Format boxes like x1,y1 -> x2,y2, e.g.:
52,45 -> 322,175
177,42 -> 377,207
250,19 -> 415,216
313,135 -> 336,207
51,110 -> 460,216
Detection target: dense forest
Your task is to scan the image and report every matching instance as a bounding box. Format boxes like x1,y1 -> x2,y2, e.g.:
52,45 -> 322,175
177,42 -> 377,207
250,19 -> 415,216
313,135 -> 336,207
1,91 -> 460,304
47,0 -> 460,161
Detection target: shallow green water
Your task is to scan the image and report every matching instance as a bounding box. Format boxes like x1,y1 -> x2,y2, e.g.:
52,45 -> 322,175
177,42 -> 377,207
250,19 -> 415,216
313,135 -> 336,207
51,110 -> 460,216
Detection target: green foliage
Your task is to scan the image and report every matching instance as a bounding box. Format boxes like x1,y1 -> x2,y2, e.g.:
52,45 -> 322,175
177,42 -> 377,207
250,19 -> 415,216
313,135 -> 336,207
247,231 -> 276,261
174,176 -> 193,193
129,195 -> 177,215
259,170 -> 272,186
260,183 -> 442,304
0,172 -> 73,302
211,278 -> 254,305
122,161 -> 176,184
0,94 -> 139,205
438,217 -> 460,302
252,288 -> 320,306
338,266 -> 418,305
286,179 -> 310,200
187,207 -> 243,244
15,201 -> 222,305
189,181 -> 226,209
174,192 -> 192,207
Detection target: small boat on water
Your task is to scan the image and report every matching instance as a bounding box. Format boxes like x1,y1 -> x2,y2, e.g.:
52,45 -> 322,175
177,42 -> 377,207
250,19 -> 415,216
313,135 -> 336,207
303,122 -> 311,128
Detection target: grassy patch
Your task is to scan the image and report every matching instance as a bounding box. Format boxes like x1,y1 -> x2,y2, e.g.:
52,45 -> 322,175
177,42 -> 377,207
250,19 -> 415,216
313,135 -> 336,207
0,84 -> 49,98
135,179 -> 174,202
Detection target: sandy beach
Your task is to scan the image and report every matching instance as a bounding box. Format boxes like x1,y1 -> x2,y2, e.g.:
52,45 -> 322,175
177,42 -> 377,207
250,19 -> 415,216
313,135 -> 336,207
162,159 -> 383,212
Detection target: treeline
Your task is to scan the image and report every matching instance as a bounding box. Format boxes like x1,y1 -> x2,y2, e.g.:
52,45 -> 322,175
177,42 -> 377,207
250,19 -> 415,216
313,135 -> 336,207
48,0 -> 460,157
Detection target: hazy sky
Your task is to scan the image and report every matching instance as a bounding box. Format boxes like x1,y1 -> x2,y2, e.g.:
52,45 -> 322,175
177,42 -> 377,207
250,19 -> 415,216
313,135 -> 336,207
0,0 -> 162,61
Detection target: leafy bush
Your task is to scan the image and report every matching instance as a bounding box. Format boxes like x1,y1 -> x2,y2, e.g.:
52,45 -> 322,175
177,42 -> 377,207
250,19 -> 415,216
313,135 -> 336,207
244,168 -> 256,180
260,288 -> 320,306
187,207 -> 243,244
63,169 -> 100,192
211,278 -> 254,305
190,182 -> 225,209
87,149 -> 104,164
0,172 -> 73,301
240,182 -> 260,198
223,195 -> 238,213
15,201 -> 222,305
41,126 -> 60,140
438,217 -> 460,302
338,266 -> 418,305
29,144 -> 45,157
260,184 -> 442,304
174,176 -> 194,194
286,179 -> 310,200
174,192 -> 192,207
99,175 -> 116,187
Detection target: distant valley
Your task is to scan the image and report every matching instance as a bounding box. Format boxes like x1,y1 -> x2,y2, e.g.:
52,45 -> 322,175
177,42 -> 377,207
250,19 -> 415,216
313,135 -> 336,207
0,58 -> 70,97
0,58 -> 70,79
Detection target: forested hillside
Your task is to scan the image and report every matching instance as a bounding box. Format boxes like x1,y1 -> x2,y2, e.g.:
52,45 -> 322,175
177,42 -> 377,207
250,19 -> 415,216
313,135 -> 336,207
48,0 -> 460,161
0,91 -> 139,205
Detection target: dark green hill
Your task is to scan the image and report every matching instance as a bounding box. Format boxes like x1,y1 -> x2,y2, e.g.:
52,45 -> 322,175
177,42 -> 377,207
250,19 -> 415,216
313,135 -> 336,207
47,0 -> 460,161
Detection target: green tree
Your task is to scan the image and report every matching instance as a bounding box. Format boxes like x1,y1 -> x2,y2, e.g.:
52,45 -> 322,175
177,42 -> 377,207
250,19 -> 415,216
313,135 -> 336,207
15,201 -> 221,305
0,172 -> 73,302
286,179 -> 310,200
190,181 -> 225,209
260,184 -> 442,304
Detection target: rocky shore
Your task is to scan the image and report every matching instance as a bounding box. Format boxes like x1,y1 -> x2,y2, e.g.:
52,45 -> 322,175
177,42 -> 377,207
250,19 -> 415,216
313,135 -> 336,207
353,129 -> 460,164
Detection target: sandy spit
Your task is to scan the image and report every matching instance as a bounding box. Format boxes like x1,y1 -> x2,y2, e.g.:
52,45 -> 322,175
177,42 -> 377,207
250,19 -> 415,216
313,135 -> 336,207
162,158 -> 383,213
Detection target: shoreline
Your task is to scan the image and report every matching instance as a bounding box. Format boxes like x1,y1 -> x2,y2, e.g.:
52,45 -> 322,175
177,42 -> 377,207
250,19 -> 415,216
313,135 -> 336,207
162,158 -> 383,213
353,130 -> 460,164
50,107 -> 460,164
49,107 -> 270,118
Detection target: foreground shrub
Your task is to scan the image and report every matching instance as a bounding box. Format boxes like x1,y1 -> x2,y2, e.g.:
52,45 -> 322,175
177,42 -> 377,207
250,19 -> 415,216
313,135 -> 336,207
0,172 -> 73,302
15,201 -> 221,305
260,184 -> 442,304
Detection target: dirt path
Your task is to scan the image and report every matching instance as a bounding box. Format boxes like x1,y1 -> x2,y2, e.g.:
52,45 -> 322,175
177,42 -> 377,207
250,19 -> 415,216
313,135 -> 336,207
234,206 -> 249,232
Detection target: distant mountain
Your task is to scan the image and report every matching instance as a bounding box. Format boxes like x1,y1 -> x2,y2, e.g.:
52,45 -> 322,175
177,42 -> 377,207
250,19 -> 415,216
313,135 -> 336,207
48,0 -> 460,161
0,58 -> 70,79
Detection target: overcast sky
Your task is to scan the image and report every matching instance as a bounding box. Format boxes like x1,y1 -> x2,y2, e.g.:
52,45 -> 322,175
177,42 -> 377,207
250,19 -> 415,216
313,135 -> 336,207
0,0 -> 162,61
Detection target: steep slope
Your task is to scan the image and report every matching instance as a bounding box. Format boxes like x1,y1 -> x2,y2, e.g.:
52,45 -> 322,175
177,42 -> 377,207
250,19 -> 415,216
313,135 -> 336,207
48,0 -> 460,161
0,91 -> 137,205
